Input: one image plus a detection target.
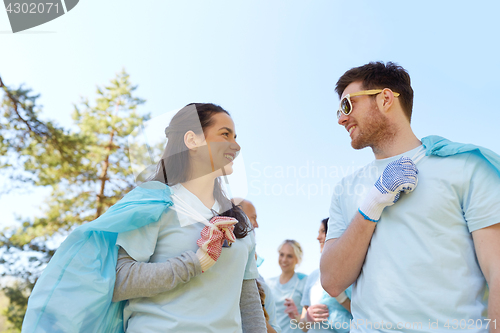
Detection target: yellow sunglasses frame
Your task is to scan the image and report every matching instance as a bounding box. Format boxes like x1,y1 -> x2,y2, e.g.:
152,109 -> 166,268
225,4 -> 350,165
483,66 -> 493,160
337,89 -> 400,119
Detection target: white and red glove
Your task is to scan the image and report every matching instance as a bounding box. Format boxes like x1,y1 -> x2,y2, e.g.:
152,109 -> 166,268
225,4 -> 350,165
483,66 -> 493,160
196,216 -> 238,272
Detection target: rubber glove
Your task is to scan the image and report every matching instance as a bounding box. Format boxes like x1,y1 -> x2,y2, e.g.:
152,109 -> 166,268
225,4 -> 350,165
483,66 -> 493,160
359,156 -> 418,222
196,216 -> 238,272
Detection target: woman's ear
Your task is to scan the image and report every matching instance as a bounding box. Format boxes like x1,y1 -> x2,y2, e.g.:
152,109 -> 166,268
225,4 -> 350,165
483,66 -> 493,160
184,130 -> 205,150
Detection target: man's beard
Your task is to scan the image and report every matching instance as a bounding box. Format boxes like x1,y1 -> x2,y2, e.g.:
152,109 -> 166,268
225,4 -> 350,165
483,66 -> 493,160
351,102 -> 394,151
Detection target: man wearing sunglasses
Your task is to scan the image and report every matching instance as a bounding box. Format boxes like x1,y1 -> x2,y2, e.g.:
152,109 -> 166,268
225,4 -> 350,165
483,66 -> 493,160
320,62 -> 500,332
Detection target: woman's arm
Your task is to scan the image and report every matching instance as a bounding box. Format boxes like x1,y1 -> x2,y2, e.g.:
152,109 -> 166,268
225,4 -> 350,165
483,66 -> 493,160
265,320 -> 277,333
112,247 -> 202,302
299,307 -> 308,332
240,279 -> 267,333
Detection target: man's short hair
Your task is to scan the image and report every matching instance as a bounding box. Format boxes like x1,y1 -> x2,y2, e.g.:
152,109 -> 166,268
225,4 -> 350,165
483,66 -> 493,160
335,61 -> 414,122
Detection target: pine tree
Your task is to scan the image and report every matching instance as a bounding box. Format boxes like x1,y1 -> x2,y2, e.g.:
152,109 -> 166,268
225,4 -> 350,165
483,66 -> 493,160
0,70 -> 148,330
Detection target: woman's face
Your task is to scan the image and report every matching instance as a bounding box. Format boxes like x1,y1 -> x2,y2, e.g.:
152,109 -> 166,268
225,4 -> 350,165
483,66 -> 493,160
317,223 -> 326,253
192,112 -> 241,177
279,243 -> 298,274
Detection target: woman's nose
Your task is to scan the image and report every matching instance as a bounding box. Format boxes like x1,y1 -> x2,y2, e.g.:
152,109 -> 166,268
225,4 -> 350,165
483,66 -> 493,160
231,140 -> 241,151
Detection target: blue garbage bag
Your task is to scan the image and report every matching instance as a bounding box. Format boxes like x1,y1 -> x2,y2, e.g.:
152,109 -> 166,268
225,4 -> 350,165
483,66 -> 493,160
22,182 -> 173,333
422,135 -> 500,177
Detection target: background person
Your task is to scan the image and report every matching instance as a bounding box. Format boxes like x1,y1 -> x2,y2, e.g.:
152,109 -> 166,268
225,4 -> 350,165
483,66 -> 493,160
268,240 -> 308,332
320,62 -> 500,332
233,197 -> 282,333
285,218 -> 352,333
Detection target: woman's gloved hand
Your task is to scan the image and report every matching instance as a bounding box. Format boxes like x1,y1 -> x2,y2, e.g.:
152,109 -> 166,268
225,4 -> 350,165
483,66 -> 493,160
196,216 -> 238,272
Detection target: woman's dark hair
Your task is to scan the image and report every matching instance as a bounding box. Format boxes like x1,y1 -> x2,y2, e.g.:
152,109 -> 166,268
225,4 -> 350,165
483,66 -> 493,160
321,218 -> 328,234
149,103 -> 250,239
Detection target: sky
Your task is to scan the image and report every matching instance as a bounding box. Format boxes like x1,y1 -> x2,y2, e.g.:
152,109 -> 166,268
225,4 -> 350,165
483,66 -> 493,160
1,0 -> 500,280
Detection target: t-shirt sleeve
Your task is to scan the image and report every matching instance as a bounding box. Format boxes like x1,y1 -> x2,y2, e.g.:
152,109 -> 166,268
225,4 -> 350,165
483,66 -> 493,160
243,233 -> 259,280
116,218 -> 162,262
326,183 -> 347,241
298,275 -> 308,307
300,276 -> 312,307
345,285 -> 352,300
462,152 -> 500,233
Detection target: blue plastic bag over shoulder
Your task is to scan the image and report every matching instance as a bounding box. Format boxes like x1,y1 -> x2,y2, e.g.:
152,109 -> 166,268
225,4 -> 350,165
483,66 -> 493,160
22,182 -> 173,333
422,135 -> 500,177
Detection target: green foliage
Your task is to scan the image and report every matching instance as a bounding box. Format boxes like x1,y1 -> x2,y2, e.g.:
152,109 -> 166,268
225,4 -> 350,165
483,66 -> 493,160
0,280 -> 33,332
0,76 -> 86,192
0,69 -> 149,328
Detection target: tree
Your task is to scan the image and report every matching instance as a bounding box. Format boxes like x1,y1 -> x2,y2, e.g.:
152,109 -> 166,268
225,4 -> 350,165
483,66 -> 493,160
0,70 -> 148,330
0,75 -> 85,193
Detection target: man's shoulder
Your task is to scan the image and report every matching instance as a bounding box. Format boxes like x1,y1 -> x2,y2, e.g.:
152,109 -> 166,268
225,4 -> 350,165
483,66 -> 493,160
337,161 -> 377,183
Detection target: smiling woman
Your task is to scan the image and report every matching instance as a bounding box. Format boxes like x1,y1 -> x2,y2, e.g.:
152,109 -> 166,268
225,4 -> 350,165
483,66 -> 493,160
22,103 -> 266,333
267,240 -> 308,333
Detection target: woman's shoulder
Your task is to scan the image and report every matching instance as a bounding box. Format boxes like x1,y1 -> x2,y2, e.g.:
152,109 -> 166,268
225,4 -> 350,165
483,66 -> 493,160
296,272 -> 308,280
138,181 -> 169,190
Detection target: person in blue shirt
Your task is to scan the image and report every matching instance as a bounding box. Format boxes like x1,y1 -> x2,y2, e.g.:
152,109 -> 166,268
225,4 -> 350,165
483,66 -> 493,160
235,197 -> 282,333
285,218 -> 352,332
267,239 -> 308,332
320,61 -> 500,332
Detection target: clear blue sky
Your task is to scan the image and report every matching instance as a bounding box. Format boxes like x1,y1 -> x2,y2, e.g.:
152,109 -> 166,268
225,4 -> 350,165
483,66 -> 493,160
1,0 -> 500,279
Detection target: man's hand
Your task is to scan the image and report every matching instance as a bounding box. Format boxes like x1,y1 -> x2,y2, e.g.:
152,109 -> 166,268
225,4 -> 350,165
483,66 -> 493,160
359,156 -> 418,222
306,304 -> 329,322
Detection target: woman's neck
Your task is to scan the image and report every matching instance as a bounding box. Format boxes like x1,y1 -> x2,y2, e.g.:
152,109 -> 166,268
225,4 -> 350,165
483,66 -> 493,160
280,270 -> 295,284
181,174 -> 216,209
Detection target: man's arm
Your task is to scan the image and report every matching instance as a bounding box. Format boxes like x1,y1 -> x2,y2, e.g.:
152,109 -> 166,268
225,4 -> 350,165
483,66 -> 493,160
320,212 -> 376,297
321,156 -> 418,296
472,223 -> 500,332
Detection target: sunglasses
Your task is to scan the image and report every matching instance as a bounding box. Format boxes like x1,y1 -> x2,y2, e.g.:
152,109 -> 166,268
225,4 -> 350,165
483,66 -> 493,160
337,89 -> 400,119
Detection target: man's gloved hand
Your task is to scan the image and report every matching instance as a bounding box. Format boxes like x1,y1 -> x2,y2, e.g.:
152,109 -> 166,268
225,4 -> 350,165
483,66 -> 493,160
196,216 -> 238,272
359,156 -> 418,222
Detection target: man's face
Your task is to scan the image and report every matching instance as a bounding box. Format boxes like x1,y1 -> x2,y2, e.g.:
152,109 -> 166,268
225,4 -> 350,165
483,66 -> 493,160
337,81 -> 390,151
241,201 -> 258,229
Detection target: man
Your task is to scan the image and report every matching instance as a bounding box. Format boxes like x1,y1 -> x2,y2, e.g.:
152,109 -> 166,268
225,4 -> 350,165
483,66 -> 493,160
233,197 -> 281,333
320,62 -> 500,332
238,198 -> 259,229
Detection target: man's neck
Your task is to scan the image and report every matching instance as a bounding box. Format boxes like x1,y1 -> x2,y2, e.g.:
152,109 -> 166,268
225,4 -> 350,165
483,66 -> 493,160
372,129 -> 421,160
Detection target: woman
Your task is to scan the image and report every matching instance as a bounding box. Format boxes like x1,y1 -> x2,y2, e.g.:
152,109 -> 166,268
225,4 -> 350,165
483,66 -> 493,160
267,240 -> 308,332
285,218 -> 352,332
22,103 -> 266,333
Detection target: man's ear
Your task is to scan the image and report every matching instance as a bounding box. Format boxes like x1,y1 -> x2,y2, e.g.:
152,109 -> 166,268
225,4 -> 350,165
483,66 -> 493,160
379,88 -> 396,112
184,130 -> 200,150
